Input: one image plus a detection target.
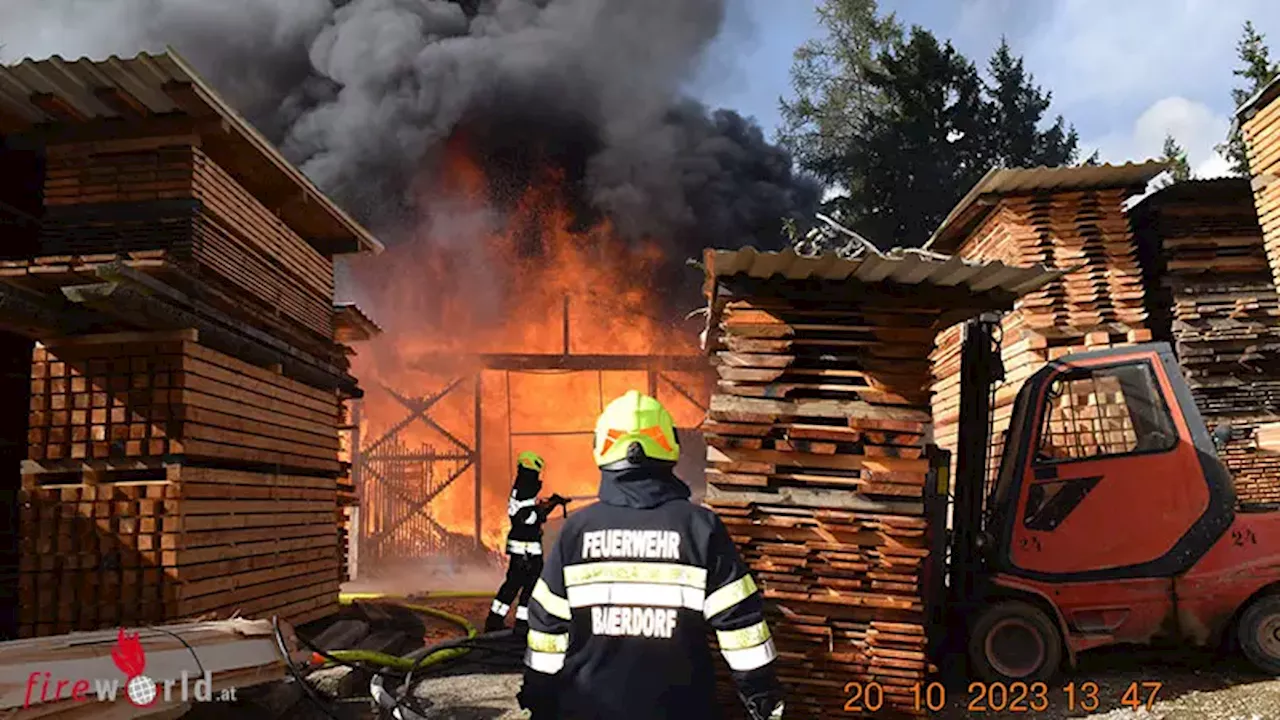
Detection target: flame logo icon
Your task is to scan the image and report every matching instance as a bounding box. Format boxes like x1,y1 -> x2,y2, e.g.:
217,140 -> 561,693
111,629 -> 157,707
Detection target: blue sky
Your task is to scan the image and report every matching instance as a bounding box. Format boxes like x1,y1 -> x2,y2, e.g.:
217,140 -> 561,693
694,0 -> 1280,177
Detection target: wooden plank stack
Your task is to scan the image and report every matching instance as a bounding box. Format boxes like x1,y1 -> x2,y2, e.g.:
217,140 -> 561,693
38,141 -> 335,343
1241,85 -> 1280,290
701,293 -> 943,718
338,401 -> 357,582
1132,181 -> 1280,505
932,189 -> 1152,478
17,331 -> 344,637
0,57 -> 373,640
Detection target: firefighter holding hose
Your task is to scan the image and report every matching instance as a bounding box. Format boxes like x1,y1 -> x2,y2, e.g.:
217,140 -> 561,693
486,451 -> 569,633
517,391 -> 784,720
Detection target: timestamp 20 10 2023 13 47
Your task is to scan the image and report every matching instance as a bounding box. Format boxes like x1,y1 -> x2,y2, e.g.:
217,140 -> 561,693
841,680 -> 1164,714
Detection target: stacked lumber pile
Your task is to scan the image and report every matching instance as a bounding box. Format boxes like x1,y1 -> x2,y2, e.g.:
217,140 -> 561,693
932,189 -> 1152,477
701,296 -> 941,718
1133,182 -> 1280,505
1241,85 -> 1280,289
38,141 -> 335,343
338,401 -> 358,582
18,331 -> 342,637
959,190 -> 1147,331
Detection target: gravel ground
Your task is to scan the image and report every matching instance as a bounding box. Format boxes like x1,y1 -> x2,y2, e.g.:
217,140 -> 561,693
297,597 -> 1280,719
930,646 -> 1280,719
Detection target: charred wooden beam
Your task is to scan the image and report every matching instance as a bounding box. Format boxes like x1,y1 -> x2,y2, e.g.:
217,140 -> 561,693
472,353 -> 708,372
93,86 -> 151,119
61,279 -> 359,396
0,283 -> 101,337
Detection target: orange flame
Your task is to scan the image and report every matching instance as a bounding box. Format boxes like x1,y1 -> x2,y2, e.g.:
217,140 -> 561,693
110,628 -> 146,678
346,138 -> 707,553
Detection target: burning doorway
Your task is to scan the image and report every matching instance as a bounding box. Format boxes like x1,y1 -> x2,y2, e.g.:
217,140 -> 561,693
347,322 -> 709,574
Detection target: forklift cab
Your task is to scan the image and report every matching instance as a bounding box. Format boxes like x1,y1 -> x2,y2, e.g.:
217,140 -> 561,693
986,343 -> 1234,578
956,338 -> 1280,682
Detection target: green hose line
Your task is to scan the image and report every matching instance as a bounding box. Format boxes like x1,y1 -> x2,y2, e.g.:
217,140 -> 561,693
325,592 -> 488,671
339,590 -> 494,602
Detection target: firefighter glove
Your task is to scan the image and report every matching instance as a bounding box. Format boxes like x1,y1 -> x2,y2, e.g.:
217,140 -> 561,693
741,691 -> 784,720
517,669 -> 559,718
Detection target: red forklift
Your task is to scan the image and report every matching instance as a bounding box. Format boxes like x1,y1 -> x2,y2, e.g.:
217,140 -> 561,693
925,315 -> 1280,682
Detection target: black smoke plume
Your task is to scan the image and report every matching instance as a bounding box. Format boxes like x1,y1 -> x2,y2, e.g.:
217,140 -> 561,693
1,0 -> 819,321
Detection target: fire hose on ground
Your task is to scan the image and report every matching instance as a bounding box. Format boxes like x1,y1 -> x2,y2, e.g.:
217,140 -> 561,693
328,592 -> 483,671
278,591 -> 526,720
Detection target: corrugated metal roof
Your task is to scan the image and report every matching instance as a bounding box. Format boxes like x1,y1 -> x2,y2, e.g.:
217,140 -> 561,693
924,162 -> 1169,253
0,50 -> 382,255
704,246 -> 1061,297
334,302 -> 383,343
1129,176 -> 1253,211
1237,73 -> 1280,122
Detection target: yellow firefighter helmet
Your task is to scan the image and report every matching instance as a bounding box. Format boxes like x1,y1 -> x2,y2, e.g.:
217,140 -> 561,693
593,390 -> 680,467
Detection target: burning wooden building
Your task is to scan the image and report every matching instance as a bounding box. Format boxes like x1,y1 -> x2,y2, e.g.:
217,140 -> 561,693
337,141 -> 715,573
698,246 -> 1059,718
0,51 -> 380,638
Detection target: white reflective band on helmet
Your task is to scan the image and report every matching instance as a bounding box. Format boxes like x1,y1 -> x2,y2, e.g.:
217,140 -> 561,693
508,540 -> 543,555
524,648 -> 566,674
717,620 -> 771,650
516,605 -> 529,620
531,579 -> 572,620
526,629 -> 569,653
720,638 -> 777,671
704,574 -> 758,619
563,561 -> 707,589
491,599 -> 511,616
567,582 -> 705,611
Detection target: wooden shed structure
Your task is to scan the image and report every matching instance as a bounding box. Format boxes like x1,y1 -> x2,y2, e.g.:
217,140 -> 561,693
0,51 -> 381,638
699,247 -> 1059,718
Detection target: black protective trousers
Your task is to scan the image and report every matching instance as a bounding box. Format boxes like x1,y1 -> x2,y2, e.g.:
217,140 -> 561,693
487,553 -> 543,629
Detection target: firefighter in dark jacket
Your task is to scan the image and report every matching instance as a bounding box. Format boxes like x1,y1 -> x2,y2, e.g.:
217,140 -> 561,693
517,391 -> 784,720
486,451 -> 567,633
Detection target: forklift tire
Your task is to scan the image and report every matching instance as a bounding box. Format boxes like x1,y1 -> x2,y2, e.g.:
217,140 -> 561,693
968,600 -> 1063,683
1238,593 -> 1280,675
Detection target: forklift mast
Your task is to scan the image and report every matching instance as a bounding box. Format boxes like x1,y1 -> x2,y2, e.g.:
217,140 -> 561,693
923,314 -> 1005,658
947,314 -> 1005,609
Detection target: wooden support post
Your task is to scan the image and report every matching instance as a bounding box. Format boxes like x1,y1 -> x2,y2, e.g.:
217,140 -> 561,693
562,295 -> 571,355
474,371 -> 483,548
350,399 -> 363,582
0,331 -> 33,642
